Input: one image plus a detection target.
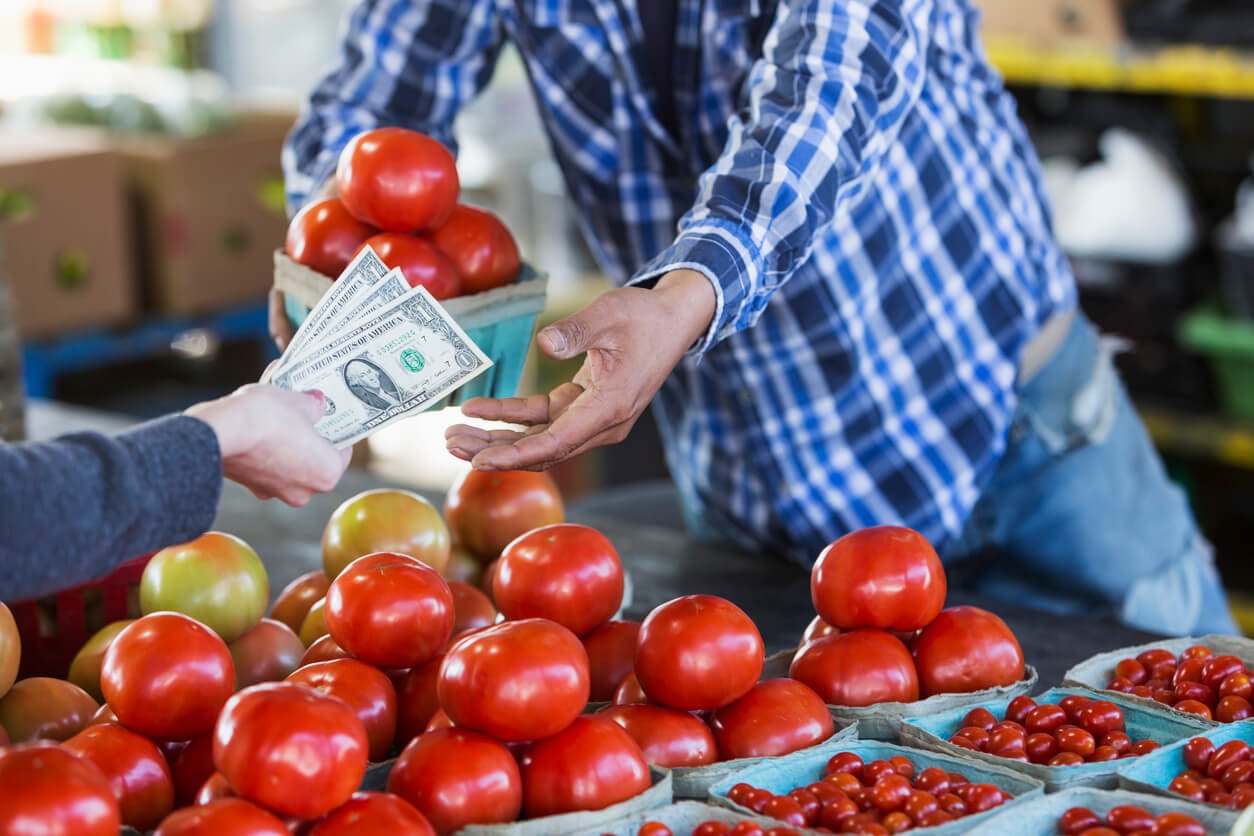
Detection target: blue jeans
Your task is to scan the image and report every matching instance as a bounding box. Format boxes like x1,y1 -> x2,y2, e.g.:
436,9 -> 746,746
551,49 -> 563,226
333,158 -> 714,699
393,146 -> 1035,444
949,313 -> 1236,636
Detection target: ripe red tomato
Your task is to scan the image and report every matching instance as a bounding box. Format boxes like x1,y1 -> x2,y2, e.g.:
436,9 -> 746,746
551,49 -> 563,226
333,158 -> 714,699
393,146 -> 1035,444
1184,736 -> 1216,772
1106,804 -> 1154,832
103,612 -> 234,741
360,233 -> 462,299
801,615 -> 839,647
583,620 -> 641,702
709,679 -> 834,760
1221,673 -> 1254,700
425,708 -> 454,732
494,523 -> 624,636
287,658 -> 398,762
141,532 -> 270,643
336,128 -> 459,232
635,595 -> 764,711
444,470 -> 566,563
810,526 -> 946,632
1208,740 -> 1252,778
789,629 -> 919,706
1058,805 -> 1100,833
229,618 -> 305,689
0,676 -> 98,742
614,672 -> 651,705
1025,704 -> 1067,734
0,742 -> 119,835
1218,695 -> 1254,723
65,722 -> 174,831
196,772 -> 235,805
520,716 -> 651,817
387,728 -> 521,832
287,197 -> 377,277
1077,701 -> 1124,736
438,618 -> 589,741
396,655 -> 444,747
171,734 -> 216,808
1175,700 -> 1214,719
153,798 -> 287,835
323,489 -> 451,579
213,682 -> 369,819
1153,812 -> 1206,836
429,205 -> 521,295
309,792 -> 435,836
68,620 -> 135,702
448,581 -> 497,635
301,634 -> 351,666
326,552 -> 454,669
1055,727 -> 1096,758
269,570 -> 331,634
599,704 -> 718,768
910,606 -> 1024,696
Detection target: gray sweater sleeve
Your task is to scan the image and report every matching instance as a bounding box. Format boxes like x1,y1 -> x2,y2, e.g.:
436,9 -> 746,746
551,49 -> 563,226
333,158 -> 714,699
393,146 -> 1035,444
0,415 -> 223,601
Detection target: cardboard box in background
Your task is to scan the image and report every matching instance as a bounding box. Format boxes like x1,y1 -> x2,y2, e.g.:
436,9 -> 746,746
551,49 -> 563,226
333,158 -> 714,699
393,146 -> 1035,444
122,110 -> 294,316
976,0 -> 1127,48
0,129 -> 137,339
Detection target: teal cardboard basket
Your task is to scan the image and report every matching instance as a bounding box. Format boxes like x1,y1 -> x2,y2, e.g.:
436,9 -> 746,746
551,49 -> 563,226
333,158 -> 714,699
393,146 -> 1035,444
568,800 -> 786,836
1117,720 -> 1254,810
275,251 -> 547,408
966,786 -> 1238,835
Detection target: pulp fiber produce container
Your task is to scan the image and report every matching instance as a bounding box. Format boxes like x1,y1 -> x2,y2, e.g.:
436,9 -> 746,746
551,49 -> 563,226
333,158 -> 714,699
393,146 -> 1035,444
1116,720 -> 1254,809
274,251 -> 548,406
899,687 -> 1215,792
965,785 -> 1237,835
1064,633 -> 1254,726
568,800 -> 787,836
762,647 -> 1039,741
708,739 -> 1044,835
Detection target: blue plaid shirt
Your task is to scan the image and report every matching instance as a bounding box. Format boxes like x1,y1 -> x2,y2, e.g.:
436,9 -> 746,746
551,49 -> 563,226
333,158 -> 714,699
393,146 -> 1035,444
285,0 -> 1076,565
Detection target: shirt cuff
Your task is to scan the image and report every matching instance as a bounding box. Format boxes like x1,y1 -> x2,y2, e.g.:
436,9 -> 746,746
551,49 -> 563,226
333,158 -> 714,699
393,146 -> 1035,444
115,415 -> 223,549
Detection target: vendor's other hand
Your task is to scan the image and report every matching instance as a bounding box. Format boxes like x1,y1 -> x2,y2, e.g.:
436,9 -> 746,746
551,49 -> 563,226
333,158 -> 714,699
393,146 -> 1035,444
445,269 -> 716,471
187,384 -> 351,506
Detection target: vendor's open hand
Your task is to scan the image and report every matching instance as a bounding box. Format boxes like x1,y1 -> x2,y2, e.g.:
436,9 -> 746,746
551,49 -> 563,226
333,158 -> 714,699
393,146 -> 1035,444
187,384 -> 351,506
445,269 -> 716,471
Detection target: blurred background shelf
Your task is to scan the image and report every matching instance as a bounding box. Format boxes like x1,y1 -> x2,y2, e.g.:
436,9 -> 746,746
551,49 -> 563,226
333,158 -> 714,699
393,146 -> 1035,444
1141,406 -> 1254,471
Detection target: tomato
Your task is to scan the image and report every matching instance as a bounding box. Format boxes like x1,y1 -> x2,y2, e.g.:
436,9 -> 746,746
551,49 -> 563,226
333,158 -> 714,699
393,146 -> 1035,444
1182,645 -> 1214,662
1175,700 -> 1214,719
140,532 -> 269,643
269,570 -> 331,634
987,726 -> 1026,759
196,772 -> 235,805
1153,812 -> 1205,836
810,526 -> 945,632
444,470 -> 565,563
0,741 -> 119,835
443,546 -> 482,585
309,792 -> 435,836
300,598 -> 330,646
429,205 -> 520,295
387,728 -> 521,832
171,734 -> 216,808
68,620 -> 135,702
326,552 -> 454,669
425,709 -> 454,732
1137,648 -> 1176,668
0,602 -> 16,699
0,676 -> 98,742
213,682 -> 368,819
708,679 -> 833,760
301,634 -> 351,666
65,722 -> 173,830
1208,740 -> 1252,778
694,824 -> 731,836
1076,701 -> 1124,736
323,490 -> 451,578
1113,658 -> 1148,685
1106,804 -> 1154,831
614,672 -> 651,705
638,823 -> 674,836
961,707 -> 998,731
1025,704 -> 1067,734
1218,696 -> 1254,723
1174,658 -> 1207,688
336,128 -> 459,232
396,655 -> 444,747
360,233 -> 461,300
286,197 -> 377,277
1202,656 -> 1245,690
599,704 -> 718,767
1129,739 -> 1160,756
153,798 -> 287,835
519,716 -> 650,817
1026,732 -> 1059,764
1176,681 -> 1215,706
910,606 -> 1024,696
1221,673 -> 1254,700
635,595 -> 764,711
1058,806 -> 1100,833
583,620 -> 640,702
789,629 -> 918,706
1222,760 -> 1254,790
447,580 -> 496,636
494,524 -> 624,636
480,558 -> 501,601
287,659 -> 398,762
229,618 -> 305,689
761,796 -> 806,826
1058,694 -> 1091,724
1101,731 -> 1132,754
438,618 -> 588,741
799,615 -> 838,648
1056,727 -> 1096,758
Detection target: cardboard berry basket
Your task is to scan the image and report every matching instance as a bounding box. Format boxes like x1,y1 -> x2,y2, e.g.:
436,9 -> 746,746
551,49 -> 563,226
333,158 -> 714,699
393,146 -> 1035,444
567,800 -> 786,836
899,687 -> 1215,792
760,648 -> 1039,741
964,786 -> 1237,835
1116,719 -> 1254,810
274,251 -> 548,406
707,739 -> 1044,836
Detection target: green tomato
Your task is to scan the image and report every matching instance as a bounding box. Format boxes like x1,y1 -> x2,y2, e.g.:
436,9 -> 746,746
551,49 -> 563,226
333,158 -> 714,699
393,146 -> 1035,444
140,532 -> 269,642
67,619 -> 134,702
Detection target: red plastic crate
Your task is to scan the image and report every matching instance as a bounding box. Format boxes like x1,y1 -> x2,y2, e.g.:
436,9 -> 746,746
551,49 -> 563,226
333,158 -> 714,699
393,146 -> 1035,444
7,553 -> 152,680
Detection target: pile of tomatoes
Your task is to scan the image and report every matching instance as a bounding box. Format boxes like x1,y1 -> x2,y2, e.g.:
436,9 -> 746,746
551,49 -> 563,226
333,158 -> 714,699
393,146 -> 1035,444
1107,645 -> 1254,723
1057,804 -> 1205,835
790,526 -> 1025,707
286,127 -> 521,301
1168,736 -> 1254,810
632,820 -> 798,836
947,694 -> 1160,766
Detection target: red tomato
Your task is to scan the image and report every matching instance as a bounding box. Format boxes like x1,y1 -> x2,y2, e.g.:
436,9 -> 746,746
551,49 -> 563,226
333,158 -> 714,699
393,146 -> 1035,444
287,659 -> 398,762
396,655 -> 444,747
213,682 -> 369,819
448,581 -> 497,636
1106,804 -> 1154,832
103,613 -> 234,741
1208,740 -> 1253,778
761,795 -> 806,826
171,734 -> 216,808
444,470 -> 565,563
1218,696 -> 1254,723
429,205 -> 520,295
1174,659 -> 1207,688
614,672 -> 651,706
1153,812 -> 1206,836
810,526 -> 945,632
1129,739 -> 1160,756
1058,695 -> 1091,724
387,728 -> 521,832
1137,647 -> 1176,668
1056,727 -> 1096,758
360,233 -> 461,299
1077,701 -> 1124,736
1182,645 -> 1214,663
0,676 -> 97,742
0,741 -> 119,835
494,524 -> 624,636
309,792 -> 435,836
1112,658 -> 1148,685
599,704 -> 718,768
0,602 -> 16,699
1175,681 -> 1215,706
1175,700 -> 1214,720
519,716 -> 651,818
337,128 -> 459,232
583,620 -> 641,702
1222,760 -> 1254,790
1221,673 -> 1254,701
426,709 -> 454,732
229,618 -> 305,688
326,552 -> 454,669
286,197 -> 377,277
153,798 -> 287,835
301,635 -> 351,666
322,490 -> 451,579
635,595 -> 764,711
987,726 -> 1026,759
269,570 -> 331,634
1026,732 -> 1059,764
438,618 -> 589,741
1047,752 -> 1082,766
65,722 -> 173,830
709,679 -> 834,760
1025,704 -> 1068,734
196,772 -> 235,805
910,606 -> 1024,696
801,615 -> 839,647
961,707 -> 998,731
639,823 -> 675,836
789,629 -> 919,706
1089,745 -> 1119,762
1101,731 -> 1132,754
1058,806 -> 1100,833
1202,656 -> 1246,690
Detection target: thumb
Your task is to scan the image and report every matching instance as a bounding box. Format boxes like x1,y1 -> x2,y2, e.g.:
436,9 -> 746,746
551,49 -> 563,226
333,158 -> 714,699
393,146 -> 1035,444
297,389 -> 328,423
537,310 -> 595,360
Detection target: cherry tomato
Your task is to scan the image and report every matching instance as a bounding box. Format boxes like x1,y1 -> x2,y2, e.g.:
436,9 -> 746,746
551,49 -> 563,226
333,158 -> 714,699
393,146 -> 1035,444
987,726 -> 1026,759
1099,731 -> 1131,755
936,792 -> 967,816
387,727 -> 521,832
730,823 -> 767,836
819,797 -> 859,828
229,618 -> 305,689
1223,760 -> 1254,791
1077,701 -> 1124,736
1201,656 -> 1245,689
614,672 -> 651,706
911,606 -> 1024,696
761,796 -> 806,826
308,791 -> 435,836
1209,740 -> 1253,778
1113,658 -> 1148,685
1154,687 -> 1180,706
0,741 -> 119,835
961,707 -> 998,731
286,197 -> 376,277
0,676 -> 98,742
583,620 -> 641,702
1059,695 -> 1091,724
862,759 -> 898,785
1174,659 -> 1207,688
336,127 -> 459,232
913,767 -> 949,794
429,204 -> 520,295
1107,677 -> 1134,693
694,822 -> 731,836
1221,673 -> 1254,700
444,470 -> 565,563
600,704 -> 718,767
1089,746 -> 1120,762
1056,726 -> 1096,758
1025,704 -> 1068,734
889,755 -> 915,779
1049,752 -> 1085,767
1137,648 -> 1176,668
880,811 -> 912,833
1175,700 -> 1214,720
790,629 -> 918,706
1169,774 -> 1206,802
1129,739 -> 1161,756
1233,784 -> 1254,809
868,774 -> 912,812
1058,805 -> 1100,833
1153,812 -> 1206,836
1184,737 -> 1216,772
65,722 -> 173,831
103,613 -> 234,741
1005,696 -> 1038,726
395,655 -> 443,747
1106,804 -> 1154,832
637,823 -> 674,836
1218,696 -> 1254,724
709,679 -> 834,760
1026,732 -> 1059,764
636,595 -> 764,711
1182,645 -> 1214,663
962,783 -> 1006,813
287,658 -> 398,762
1175,681 -> 1215,706
519,716 -> 650,817
153,798 -> 287,835
825,752 -> 865,779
